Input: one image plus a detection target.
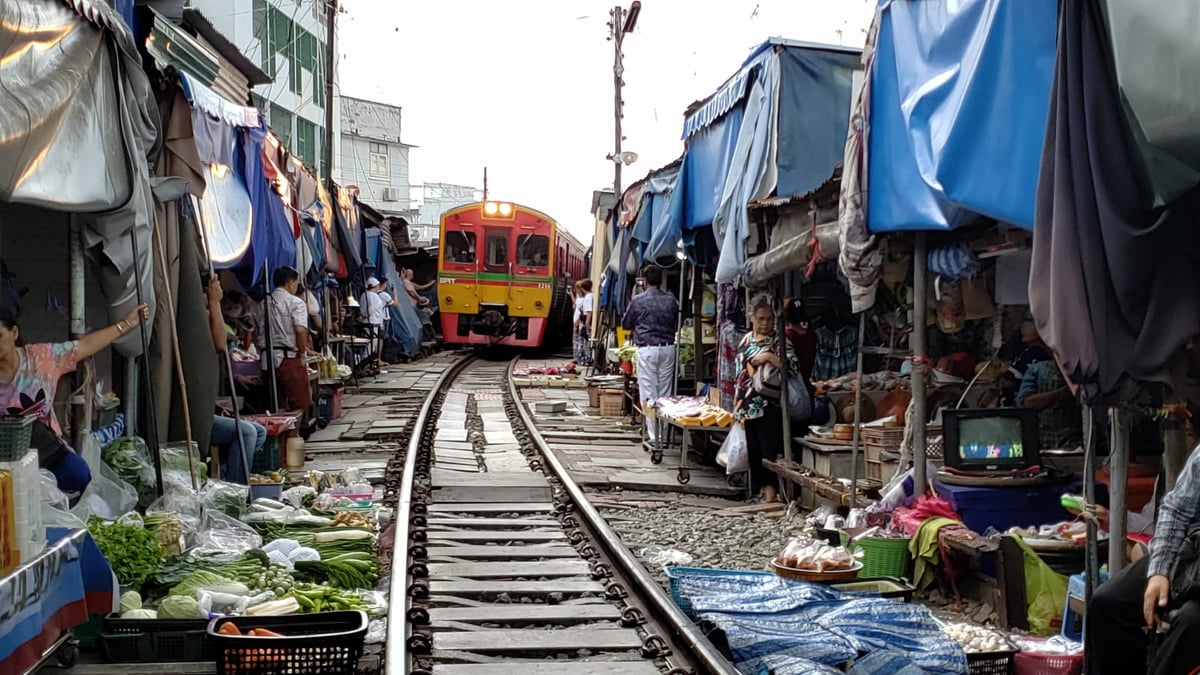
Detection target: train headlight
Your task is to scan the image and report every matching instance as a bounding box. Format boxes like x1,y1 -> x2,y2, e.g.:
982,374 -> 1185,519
484,202 -> 499,216
498,202 -> 513,216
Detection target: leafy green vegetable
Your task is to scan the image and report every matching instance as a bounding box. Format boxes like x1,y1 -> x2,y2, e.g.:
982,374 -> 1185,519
120,608 -> 159,619
120,590 -> 142,614
158,595 -> 205,619
169,570 -> 248,598
88,517 -> 163,589
293,559 -> 375,589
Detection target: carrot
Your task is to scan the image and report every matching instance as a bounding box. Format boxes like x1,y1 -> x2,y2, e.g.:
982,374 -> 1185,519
250,628 -> 286,637
218,622 -> 241,636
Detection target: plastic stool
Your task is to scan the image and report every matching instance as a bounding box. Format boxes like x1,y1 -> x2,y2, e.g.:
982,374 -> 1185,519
1063,571 -> 1110,641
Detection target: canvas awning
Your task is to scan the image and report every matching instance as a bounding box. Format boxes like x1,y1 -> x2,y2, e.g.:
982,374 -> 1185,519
865,0 -> 1058,233
0,0 -> 162,357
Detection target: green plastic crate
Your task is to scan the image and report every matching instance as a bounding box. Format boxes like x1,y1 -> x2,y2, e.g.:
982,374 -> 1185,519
251,436 -> 281,475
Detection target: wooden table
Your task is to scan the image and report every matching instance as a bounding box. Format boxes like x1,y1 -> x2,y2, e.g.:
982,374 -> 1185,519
763,457 -> 875,508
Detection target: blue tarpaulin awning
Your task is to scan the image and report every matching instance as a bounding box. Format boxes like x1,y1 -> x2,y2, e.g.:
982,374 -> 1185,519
865,0 -> 1058,233
636,39 -> 860,281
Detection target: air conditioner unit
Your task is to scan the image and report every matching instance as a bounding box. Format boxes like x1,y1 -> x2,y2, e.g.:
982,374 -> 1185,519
382,187 -> 401,201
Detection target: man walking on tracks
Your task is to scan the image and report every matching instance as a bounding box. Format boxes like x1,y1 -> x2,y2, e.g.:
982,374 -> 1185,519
621,265 -> 678,444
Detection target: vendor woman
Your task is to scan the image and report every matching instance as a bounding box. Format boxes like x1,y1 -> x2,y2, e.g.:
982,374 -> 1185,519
0,303 -> 149,495
734,293 -> 799,504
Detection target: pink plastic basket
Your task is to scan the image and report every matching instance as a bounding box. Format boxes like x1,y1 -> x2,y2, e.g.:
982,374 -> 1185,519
1013,638 -> 1083,675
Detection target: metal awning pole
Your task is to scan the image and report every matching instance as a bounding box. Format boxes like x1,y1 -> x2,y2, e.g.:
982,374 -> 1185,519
849,312 -> 867,504
911,232 -> 929,493
1081,405 -> 1099,675
1109,407 -> 1129,574
128,228 -> 164,497
264,260 -> 279,412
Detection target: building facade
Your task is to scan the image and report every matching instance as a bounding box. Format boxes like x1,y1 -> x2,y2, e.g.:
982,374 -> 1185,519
338,96 -> 415,218
412,183 -> 483,246
188,0 -> 339,178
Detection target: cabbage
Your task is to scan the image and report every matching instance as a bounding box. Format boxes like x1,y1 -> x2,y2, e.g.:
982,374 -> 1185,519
119,590 -> 142,614
120,608 -> 158,619
158,595 -> 205,619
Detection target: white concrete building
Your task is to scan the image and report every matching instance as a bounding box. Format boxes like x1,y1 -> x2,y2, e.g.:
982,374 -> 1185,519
411,183 -> 482,245
338,96 -> 415,218
188,0 -> 340,177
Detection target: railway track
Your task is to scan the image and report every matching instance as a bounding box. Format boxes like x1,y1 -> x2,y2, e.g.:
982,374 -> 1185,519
383,355 -> 736,675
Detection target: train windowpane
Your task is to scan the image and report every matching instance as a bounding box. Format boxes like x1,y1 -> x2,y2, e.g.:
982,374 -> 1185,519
516,235 -> 549,268
445,231 -> 476,264
484,231 -> 509,269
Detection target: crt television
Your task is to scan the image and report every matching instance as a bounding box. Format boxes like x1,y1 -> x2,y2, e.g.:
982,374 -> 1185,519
942,408 -> 1040,473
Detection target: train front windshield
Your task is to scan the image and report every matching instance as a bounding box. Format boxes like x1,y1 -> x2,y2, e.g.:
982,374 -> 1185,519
517,234 -> 549,268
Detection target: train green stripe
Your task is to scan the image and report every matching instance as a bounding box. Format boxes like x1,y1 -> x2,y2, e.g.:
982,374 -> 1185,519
440,271 -> 554,283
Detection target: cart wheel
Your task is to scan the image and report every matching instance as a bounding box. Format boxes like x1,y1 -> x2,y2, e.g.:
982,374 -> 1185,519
650,451 -> 663,465
677,469 -> 690,484
55,639 -> 79,668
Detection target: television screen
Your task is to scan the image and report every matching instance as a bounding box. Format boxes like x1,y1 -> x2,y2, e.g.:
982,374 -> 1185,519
957,416 -> 1026,462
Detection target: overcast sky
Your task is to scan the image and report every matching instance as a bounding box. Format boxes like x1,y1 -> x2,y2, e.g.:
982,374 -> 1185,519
337,0 -> 874,240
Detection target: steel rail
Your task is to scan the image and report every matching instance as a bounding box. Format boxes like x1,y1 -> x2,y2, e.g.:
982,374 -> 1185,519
385,352 -> 477,674
504,358 -> 739,675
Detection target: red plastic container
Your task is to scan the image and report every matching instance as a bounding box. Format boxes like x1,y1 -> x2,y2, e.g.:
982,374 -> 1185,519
1013,638 -> 1083,675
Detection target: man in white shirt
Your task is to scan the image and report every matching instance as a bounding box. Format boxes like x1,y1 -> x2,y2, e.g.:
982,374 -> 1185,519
261,267 -> 314,412
360,277 -> 392,365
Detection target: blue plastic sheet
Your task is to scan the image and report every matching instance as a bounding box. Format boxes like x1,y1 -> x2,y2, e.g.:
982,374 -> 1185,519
632,164 -> 680,262
364,230 -> 420,355
235,126 -> 297,292
866,0 -> 1057,233
776,47 -> 862,199
669,568 -> 966,675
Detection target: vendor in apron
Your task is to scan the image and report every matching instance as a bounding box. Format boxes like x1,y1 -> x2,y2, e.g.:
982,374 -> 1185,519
260,267 -> 315,414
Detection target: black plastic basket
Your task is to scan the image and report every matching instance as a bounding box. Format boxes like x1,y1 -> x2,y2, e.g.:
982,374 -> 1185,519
99,615 -> 212,662
208,610 -> 368,675
967,647 -> 1018,675
0,415 -> 33,462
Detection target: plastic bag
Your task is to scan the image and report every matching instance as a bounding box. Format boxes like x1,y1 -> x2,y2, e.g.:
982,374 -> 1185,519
365,617 -> 387,645
1013,535 -> 1068,635
640,546 -> 694,567
101,436 -> 154,507
159,442 -> 207,493
147,486 -> 204,547
194,509 -> 262,559
353,590 -> 389,617
202,480 -> 249,518
787,375 -> 812,422
281,485 -> 316,508
716,423 -> 749,475
72,435 -> 138,521
39,469 -> 85,528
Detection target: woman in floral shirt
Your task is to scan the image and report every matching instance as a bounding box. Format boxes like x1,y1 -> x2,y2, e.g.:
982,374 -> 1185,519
734,294 -> 799,503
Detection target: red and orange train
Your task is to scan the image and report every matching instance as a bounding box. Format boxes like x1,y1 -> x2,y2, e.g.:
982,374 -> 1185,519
436,201 -> 587,348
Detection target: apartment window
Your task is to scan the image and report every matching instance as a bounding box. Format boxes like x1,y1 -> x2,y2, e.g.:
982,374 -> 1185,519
270,105 -> 293,148
313,43 -> 326,107
290,29 -> 311,96
296,118 -> 316,166
369,142 -> 388,178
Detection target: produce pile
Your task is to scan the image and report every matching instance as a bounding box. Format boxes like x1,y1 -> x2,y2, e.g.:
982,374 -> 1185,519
82,461 -> 388,630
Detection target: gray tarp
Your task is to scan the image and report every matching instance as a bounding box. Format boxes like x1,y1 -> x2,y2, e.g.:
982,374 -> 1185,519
0,0 -> 158,356
1029,0 -> 1200,405
1104,0 -> 1200,204
743,214 -> 838,288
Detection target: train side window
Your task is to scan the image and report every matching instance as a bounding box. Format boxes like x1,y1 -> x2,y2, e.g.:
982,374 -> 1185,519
445,231 -> 476,264
484,231 -> 509,269
516,235 -> 549,268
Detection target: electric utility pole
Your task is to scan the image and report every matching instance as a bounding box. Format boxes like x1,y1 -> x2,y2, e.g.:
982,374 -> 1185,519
608,2 -> 640,229
323,0 -> 338,194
